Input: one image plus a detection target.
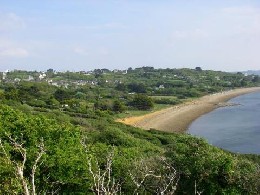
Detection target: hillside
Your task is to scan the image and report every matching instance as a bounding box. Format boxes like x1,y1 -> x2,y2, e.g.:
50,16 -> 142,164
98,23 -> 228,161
1,67 -> 260,116
0,67 -> 260,194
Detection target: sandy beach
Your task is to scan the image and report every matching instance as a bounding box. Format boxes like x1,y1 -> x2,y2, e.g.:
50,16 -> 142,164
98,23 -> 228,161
116,87 -> 260,133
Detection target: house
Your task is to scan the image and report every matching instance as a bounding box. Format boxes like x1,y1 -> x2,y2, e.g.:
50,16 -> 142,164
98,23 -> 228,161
159,85 -> 165,89
39,73 -> 46,80
24,75 -> 34,81
14,78 -> 21,82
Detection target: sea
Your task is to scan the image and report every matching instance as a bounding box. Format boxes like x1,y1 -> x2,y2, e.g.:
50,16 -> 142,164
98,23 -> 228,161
188,91 -> 260,154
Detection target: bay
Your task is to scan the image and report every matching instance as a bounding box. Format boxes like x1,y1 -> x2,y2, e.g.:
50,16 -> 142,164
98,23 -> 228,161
188,91 -> 260,154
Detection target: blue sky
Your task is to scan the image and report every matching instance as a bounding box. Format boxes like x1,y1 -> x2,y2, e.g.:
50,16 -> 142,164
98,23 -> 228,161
0,0 -> 260,71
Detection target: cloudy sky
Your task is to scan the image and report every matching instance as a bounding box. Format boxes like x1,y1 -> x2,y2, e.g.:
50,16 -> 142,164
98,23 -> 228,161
0,0 -> 260,72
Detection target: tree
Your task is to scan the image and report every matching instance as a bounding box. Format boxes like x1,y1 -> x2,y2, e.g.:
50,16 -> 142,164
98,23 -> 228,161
47,69 -> 54,73
129,157 -> 179,194
131,94 -> 154,110
46,96 -> 60,108
127,83 -> 146,93
115,83 -> 127,91
65,98 -> 80,109
0,105 -> 89,194
81,143 -> 122,194
75,91 -> 86,99
0,137 -> 45,195
54,89 -> 71,102
4,86 -> 19,101
112,100 -> 126,113
252,75 -> 260,83
195,67 -> 202,71
127,67 -> 133,73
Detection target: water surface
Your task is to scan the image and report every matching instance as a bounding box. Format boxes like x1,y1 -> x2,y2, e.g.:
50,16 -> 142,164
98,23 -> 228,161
188,91 -> 260,154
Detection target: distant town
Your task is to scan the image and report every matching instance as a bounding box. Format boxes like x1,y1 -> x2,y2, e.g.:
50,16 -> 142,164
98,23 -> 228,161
1,67 -> 259,90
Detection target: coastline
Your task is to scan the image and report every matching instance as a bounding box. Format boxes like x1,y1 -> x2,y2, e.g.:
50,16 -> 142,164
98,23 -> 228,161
116,87 -> 260,133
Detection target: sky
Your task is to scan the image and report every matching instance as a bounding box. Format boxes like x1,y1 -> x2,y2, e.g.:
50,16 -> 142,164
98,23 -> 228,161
0,0 -> 260,72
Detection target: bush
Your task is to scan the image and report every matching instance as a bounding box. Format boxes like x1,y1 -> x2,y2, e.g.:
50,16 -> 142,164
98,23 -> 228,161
154,98 -> 181,105
112,100 -> 126,113
27,99 -> 47,107
130,94 -> 154,110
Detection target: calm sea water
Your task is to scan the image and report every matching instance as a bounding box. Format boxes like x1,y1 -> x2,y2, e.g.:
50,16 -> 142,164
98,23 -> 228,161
188,91 -> 260,154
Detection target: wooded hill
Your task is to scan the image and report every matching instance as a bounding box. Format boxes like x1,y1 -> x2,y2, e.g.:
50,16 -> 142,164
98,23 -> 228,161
0,67 -> 260,194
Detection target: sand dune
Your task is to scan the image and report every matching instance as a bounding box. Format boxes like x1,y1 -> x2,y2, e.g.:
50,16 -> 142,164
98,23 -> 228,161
116,87 -> 260,133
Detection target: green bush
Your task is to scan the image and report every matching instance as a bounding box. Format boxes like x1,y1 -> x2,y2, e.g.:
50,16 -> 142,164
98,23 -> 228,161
130,94 -> 154,110
154,98 -> 181,105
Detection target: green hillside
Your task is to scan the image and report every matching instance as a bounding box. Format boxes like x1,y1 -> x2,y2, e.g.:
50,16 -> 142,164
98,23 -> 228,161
0,67 -> 260,194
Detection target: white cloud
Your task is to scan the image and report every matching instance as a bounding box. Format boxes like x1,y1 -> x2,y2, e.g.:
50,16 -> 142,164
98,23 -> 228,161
0,12 -> 26,32
0,47 -> 29,58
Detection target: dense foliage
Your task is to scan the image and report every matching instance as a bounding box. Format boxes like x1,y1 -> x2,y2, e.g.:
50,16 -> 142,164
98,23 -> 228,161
1,67 -> 259,115
0,67 -> 260,194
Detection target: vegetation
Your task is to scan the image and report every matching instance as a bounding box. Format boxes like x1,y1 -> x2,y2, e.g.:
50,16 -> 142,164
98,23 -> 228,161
0,67 -> 260,194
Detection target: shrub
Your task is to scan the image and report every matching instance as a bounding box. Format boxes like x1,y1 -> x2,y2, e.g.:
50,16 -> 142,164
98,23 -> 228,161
130,94 -> 154,110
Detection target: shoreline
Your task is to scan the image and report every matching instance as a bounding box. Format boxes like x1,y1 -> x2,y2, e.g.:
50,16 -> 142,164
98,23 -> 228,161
116,87 -> 260,133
